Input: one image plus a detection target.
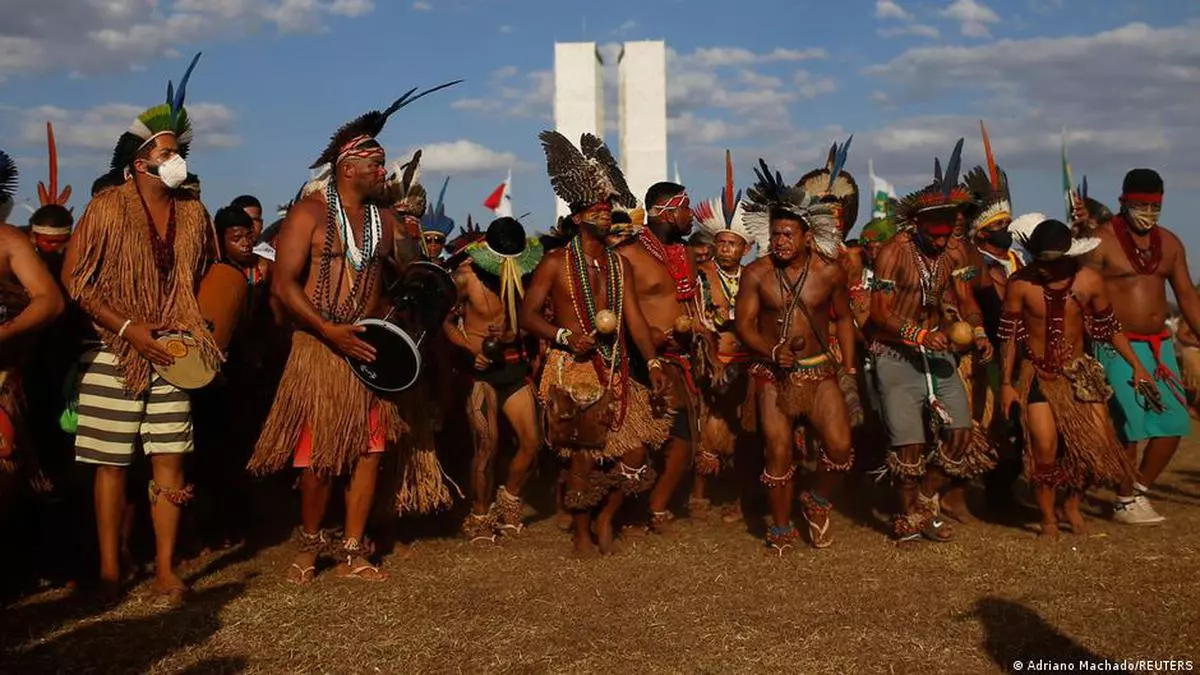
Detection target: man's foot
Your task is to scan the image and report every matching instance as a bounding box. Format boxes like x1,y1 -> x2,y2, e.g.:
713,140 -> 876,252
1112,496 -> 1165,525
335,538 -> 387,581
1063,496 -> 1089,535
150,574 -> 188,608
1038,521 -> 1061,539
556,511 -> 573,532
765,524 -> 799,556
649,510 -> 677,536
939,499 -> 977,525
462,511 -> 499,545
687,497 -> 711,522
799,491 -> 834,549
572,532 -> 598,558
591,518 -> 619,555
495,487 -> 525,538
286,552 -> 318,585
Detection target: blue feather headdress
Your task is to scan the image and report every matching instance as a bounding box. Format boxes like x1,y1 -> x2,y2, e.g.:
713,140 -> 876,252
110,53 -> 201,172
894,138 -> 972,227
421,176 -> 456,237
797,135 -> 859,233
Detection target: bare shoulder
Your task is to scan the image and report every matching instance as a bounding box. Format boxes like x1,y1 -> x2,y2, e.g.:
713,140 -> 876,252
1075,265 -> 1104,291
816,252 -> 848,285
0,223 -> 26,243
742,256 -> 772,282
945,238 -> 974,266
1158,225 -> 1184,250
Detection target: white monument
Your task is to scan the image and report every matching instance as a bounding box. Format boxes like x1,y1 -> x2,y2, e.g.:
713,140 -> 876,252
553,42 -> 605,218
618,41 -> 667,206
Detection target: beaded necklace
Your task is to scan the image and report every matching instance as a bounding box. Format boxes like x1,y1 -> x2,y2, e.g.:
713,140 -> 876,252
908,236 -> 946,308
716,266 -> 741,319
1036,276 -> 1076,373
565,235 -> 624,367
1113,215 -> 1162,275
639,229 -> 698,301
313,182 -> 382,323
134,183 -> 177,289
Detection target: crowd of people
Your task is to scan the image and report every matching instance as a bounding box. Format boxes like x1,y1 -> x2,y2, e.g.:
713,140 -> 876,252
1,56 -> 1197,606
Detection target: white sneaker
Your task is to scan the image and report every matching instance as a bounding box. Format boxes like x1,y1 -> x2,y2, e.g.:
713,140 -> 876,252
1113,496 -> 1166,525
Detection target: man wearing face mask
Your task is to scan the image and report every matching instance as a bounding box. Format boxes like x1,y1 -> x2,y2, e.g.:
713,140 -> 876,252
869,139 -> 995,543
62,54 -> 215,604
1086,168 -> 1200,525
614,180 -> 704,535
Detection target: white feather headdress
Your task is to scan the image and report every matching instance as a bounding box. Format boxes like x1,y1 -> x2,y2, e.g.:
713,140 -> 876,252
742,158 -> 841,260
1012,213 -> 1099,258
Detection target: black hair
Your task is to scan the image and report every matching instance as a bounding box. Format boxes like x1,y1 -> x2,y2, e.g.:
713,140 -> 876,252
29,204 -> 73,231
769,206 -> 808,229
91,170 -> 125,196
644,181 -> 685,210
214,205 -> 255,236
1026,219 -> 1072,257
1122,168 -> 1163,196
230,194 -> 262,211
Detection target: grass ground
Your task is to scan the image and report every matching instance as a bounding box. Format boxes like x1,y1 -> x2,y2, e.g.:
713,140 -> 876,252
3,439 -> 1199,675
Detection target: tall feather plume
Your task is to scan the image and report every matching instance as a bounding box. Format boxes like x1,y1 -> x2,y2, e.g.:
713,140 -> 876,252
1081,176 -> 1089,200
934,158 -> 943,185
941,138 -> 964,197
539,130 -> 591,207
37,122 -> 71,207
723,149 -> 737,226
310,81 -> 463,169
167,52 -> 202,126
579,133 -> 636,207
0,150 -> 16,204
827,135 -> 853,193
979,121 -> 999,190
401,149 -> 421,193
435,176 -> 449,221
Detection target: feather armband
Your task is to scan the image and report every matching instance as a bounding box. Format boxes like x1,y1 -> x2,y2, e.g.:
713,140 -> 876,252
1088,306 -> 1121,343
952,265 -> 978,282
873,278 -> 897,293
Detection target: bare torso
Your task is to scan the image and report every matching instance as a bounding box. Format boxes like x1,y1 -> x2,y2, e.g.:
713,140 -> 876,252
1010,267 -> 1104,365
454,261 -> 512,352
1088,223 -> 1183,334
874,231 -> 972,344
293,197 -> 395,322
540,248 -> 616,340
699,260 -> 742,355
742,253 -> 843,360
615,238 -> 688,336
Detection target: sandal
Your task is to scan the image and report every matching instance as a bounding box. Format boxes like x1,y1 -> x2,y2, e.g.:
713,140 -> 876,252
286,563 -> 316,585
336,558 -> 388,582
800,491 -> 834,549
765,524 -> 799,556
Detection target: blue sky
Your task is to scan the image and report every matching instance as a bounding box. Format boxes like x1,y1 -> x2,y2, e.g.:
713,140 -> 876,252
2,0 -> 1199,250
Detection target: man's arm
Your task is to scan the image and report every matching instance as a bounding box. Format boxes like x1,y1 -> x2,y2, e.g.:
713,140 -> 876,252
830,266 -> 857,373
998,280 -> 1023,388
733,263 -> 773,359
442,264 -> 473,353
1167,233 -> 1200,339
1086,271 -> 1151,380
868,242 -> 907,339
270,201 -> 326,335
518,251 -> 563,344
60,213 -> 128,335
0,228 -> 64,343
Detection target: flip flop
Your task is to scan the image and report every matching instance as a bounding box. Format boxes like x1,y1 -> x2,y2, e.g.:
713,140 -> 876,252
336,561 -> 388,582
286,563 -> 315,585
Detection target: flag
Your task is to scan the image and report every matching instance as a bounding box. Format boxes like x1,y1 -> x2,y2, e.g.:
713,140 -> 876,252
673,161 -> 682,186
483,168 -> 513,218
1061,127 -> 1075,222
868,158 -> 896,219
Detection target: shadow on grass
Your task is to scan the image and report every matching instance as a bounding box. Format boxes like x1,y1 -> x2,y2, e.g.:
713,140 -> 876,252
2,581 -> 247,675
972,596 -> 1127,674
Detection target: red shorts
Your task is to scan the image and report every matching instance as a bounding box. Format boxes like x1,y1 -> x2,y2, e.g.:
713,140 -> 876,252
292,404 -> 386,469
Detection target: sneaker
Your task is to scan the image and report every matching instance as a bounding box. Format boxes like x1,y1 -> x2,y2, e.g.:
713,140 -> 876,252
1112,496 -> 1166,525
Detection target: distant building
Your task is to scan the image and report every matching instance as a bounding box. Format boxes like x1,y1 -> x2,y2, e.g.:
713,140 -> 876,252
553,42 -> 605,218
618,41 -> 667,206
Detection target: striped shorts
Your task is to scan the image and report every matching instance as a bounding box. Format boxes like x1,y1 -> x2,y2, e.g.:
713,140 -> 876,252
74,349 -> 194,467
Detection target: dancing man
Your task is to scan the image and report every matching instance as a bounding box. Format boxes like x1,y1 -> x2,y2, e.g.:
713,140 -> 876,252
521,131 -> 672,555
445,216 -> 544,542
1000,219 -> 1143,536
248,83 -> 458,583
869,139 -> 994,543
735,161 -> 856,553
1086,169 -> 1200,524
63,56 -> 215,602
613,180 -> 703,533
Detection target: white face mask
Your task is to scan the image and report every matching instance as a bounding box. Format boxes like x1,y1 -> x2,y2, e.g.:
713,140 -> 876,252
152,154 -> 189,189
1126,205 -> 1160,233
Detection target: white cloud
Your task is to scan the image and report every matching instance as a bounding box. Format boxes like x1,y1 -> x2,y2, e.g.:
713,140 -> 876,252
878,24 -> 941,39
412,1 -> 431,10
400,140 -> 521,175
875,0 -> 912,20
498,25 -> 513,34
738,70 -> 782,88
940,0 -> 1000,38
0,0 -> 377,79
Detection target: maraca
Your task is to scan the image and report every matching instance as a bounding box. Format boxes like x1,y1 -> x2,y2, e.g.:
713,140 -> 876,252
948,321 -> 974,348
673,315 -> 693,335
594,309 -> 618,336
481,337 -> 506,362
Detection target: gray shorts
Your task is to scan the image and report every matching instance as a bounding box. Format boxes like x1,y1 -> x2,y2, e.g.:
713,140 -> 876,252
872,343 -> 971,447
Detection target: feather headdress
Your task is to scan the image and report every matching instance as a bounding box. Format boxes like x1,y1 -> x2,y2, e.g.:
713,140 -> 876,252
741,158 -> 841,260
465,216 -> 545,329
421,176 -> 455,238
310,81 -> 462,170
796,136 -> 859,233
1012,215 -> 1099,259
37,122 -> 72,209
894,138 -> 972,227
110,53 -> 202,172
447,213 -> 485,255
963,121 -> 1012,238
610,201 -> 646,239
386,150 -> 426,217
693,149 -> 750,245
0,150 -> 16,220
538,131 -> 636,211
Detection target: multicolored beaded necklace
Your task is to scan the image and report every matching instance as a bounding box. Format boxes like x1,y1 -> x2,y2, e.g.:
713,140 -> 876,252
565,235 -> 624,367
908,236 -> 946,308
313,182 -> 381,324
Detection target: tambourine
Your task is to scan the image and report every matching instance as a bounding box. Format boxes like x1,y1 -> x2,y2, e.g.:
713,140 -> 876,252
152,333 -> 216,390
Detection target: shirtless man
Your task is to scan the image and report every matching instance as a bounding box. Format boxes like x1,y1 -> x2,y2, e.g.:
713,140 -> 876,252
444,216 -> 543,542
1,149 -> 65,485
999,219 -> 1143,537
247,87 -> 453,582
869,141 -> 994,542
522,131 -> 671,555
735,162 -> 855,553
1085,169 -> 1200,524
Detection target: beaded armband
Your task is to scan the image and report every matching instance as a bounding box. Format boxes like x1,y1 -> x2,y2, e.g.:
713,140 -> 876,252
1089,306 -> 1121,343
900,321 -> 928,346
952,265 -> 978,282
997,313 -> 1021,342
873,278 -> 896,293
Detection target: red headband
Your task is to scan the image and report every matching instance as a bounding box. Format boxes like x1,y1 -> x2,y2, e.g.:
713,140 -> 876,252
1121,192 -> 1163,204
923,222 -> 954,236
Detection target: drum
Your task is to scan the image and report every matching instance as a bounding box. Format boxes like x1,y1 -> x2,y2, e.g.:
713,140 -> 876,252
197,262 -> 248,351
346,261 -> 457,393
153,332 -> 216,390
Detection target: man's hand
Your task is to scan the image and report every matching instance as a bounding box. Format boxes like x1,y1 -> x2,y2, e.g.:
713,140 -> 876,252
473,352 -> 492,371
773,343 -> 795,369
975,337 -> 994,363
1132,364 -> 1155,386
567,332 -> 595,356
923,330 -> 949,352
1001,383 -> 1020,419
122,322 -> 175,367
649,366 -> 671,401
322,323 -> 376,362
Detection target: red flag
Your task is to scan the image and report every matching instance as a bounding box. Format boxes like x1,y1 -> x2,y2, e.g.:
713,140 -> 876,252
483,181 -> 506,210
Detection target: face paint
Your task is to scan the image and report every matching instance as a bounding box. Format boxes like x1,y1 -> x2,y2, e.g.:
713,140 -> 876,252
980,228 -> 1013,251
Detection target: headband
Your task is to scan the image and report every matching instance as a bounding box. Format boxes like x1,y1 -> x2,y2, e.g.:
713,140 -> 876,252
1121,193 -> 1163,204
649,192 -> 688,215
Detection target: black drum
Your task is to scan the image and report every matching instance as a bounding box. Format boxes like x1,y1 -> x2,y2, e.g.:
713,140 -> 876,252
346,261 -> 457,393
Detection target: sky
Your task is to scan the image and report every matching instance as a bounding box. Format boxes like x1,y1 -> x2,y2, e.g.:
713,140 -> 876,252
2,0 -> 1199,250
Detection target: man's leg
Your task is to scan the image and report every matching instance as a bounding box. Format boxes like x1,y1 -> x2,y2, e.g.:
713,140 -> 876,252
1138,436 -> 1182,488
566,453 -> 598,556
648,436 -> 690,533
94,465 -> 127,585
758,381 -> 798,554
1025,402 -> 1061,538
148,454 -> 187,594
338,453 -> 385,580
291,469 -> 332,583
465,382 -> 500,542
499,385 -> 541,534
802,379 -> 854,549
